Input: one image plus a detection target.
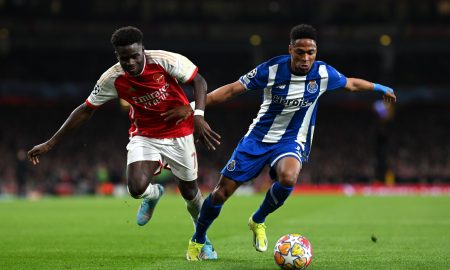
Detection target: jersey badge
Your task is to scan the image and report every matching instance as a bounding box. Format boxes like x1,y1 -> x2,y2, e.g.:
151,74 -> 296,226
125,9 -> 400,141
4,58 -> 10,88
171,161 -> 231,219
246,68 -> 257,78
92,84 -> 101,96
153,73 -> 165,84
226,160 -> 236,171
306,80 -> 319,93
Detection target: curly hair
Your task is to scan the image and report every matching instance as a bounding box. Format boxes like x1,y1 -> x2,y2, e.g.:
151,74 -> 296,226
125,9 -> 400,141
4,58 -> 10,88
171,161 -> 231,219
290,24 -> 317,44
110,26 -> 143,48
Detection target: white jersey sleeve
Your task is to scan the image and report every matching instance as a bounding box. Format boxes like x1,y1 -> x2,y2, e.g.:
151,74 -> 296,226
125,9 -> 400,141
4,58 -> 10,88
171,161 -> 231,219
86,64 -> 122,107
146,50 -> 198,83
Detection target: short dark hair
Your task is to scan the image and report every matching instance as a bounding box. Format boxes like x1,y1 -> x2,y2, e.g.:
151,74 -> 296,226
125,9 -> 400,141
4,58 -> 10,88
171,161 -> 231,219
111,26 -> 143,48
290,24 -> 317,44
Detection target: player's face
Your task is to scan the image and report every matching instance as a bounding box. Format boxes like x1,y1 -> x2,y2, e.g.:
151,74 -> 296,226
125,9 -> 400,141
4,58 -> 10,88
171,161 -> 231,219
115,43 -> 145,76
289,39 -> 317,75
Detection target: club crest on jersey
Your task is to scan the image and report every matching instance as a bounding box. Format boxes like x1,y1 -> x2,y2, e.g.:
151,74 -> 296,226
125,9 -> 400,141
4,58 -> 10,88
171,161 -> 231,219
306,80 -> 319,93
226,160 -> 236,171
153,73 -> 165,84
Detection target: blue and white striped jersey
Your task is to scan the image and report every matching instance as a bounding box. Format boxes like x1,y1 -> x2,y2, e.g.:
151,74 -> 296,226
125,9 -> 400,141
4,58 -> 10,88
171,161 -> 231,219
239,55 -> 347,159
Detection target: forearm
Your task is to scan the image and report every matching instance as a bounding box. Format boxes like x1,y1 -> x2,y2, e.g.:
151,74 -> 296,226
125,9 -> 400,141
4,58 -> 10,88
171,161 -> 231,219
206,81 -> 245,106
344,78 -> 374,92
48,103 -> 94,147
191,73 -> 207,111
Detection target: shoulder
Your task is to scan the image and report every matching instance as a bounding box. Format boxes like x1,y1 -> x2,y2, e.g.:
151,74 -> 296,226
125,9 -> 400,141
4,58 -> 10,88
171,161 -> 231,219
145,50 -> 182,65
97,63 -> 124,86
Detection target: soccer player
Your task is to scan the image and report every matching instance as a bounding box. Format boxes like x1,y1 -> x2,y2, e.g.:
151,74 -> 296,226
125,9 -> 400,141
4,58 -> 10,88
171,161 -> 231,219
165,24 -> 396,261
27,26 -> 220,259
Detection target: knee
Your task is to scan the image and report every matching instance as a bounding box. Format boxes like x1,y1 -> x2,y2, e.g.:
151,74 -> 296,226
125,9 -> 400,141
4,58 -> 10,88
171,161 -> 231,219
211,188 -> 230,205
277,170 -> 299,187
127,174 -> 152,199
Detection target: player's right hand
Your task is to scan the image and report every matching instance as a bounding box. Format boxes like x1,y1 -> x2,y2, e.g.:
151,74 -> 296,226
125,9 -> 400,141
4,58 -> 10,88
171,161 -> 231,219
27,142 -> 53,165
161,105 -> 193,125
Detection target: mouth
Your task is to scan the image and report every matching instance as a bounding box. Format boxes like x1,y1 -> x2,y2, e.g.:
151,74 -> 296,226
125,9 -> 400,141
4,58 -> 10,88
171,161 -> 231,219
300,63 -> 310,70
127,66 -> 137,73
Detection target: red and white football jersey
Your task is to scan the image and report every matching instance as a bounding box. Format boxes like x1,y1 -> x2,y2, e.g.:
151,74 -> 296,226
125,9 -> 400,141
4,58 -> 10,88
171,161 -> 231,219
86,50 -> 197,139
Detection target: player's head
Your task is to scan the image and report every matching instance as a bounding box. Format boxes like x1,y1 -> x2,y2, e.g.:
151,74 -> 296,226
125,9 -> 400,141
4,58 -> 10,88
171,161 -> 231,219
288,24 -> 317,75
111,26 -> 145,76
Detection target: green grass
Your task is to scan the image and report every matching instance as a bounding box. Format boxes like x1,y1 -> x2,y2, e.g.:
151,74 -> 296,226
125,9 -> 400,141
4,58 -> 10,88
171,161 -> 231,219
0,194 -> 449,270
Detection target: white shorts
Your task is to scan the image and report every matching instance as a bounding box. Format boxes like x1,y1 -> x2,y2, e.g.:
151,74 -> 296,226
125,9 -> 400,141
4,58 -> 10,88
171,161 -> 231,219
126,134 -> 198,181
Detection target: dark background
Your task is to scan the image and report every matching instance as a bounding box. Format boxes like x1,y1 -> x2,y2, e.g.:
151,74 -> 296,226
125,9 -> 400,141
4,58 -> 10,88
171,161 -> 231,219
1,0 -> 449,196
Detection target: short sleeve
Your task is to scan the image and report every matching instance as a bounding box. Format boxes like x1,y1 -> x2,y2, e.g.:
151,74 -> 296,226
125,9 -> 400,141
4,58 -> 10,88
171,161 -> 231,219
325,65 -> 347,91
148,50 -> 198,84
86,66 -> 119,108
238,62 -> 269,91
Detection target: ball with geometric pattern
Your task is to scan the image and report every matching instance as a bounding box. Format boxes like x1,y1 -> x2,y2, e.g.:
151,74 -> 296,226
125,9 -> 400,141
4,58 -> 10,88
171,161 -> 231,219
273,234 -> 313,270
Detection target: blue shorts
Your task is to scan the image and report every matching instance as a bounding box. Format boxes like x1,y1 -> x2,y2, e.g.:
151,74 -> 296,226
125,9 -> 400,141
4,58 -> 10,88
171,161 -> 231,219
221,136 -> 305,182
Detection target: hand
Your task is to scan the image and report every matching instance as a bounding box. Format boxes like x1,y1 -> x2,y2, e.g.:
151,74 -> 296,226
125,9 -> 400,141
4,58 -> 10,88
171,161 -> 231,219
193,116 -> 221,150
27,141 -> 53,165
161,105 -> 193,125
374,83 -> 396,103
383,90 -> 396,103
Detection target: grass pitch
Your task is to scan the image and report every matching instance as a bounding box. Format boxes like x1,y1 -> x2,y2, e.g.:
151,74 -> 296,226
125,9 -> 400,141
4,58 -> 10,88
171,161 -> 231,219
0,194 -> 449,270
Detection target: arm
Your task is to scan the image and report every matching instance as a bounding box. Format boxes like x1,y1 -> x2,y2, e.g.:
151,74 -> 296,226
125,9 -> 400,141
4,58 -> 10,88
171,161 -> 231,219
27,103 -> 95,165
162,80 -> 246,123
186,72 -> 221,150
344,78 -> 396,103
206,80 -> 247,106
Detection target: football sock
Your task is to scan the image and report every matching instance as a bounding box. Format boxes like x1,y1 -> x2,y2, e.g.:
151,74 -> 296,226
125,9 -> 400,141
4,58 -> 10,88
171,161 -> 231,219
192,194 -> 223,244
185,189 -> 204,225
130,183 -> 160,200
252,181 -> 293,223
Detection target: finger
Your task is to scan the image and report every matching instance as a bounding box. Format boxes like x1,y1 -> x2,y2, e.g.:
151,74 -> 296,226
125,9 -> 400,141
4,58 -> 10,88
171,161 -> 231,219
163,114 -> 175,122
204,132 -> 221,146
209,129 -> 221,140
201,134 -> 215,151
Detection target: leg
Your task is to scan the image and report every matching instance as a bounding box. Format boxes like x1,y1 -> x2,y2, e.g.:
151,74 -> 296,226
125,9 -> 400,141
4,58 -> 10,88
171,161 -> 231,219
179,179 -> 218,260
252,156 -> 301,222
127,160 -> 160,198
249,156 -> 301,252
186,175 -> 241,261
178,180 -> 202,224
127,161 -> 165,226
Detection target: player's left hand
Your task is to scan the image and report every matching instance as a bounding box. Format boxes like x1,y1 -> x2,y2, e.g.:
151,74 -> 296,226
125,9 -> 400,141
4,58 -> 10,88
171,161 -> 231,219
374,83 -> 396,103
193,116 -> 221,150
162,105 -> 193,125
383,89 -> 396,103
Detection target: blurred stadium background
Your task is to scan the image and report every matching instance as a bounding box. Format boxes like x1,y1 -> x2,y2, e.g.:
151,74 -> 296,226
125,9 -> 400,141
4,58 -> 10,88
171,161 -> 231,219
1,0 -> 450,198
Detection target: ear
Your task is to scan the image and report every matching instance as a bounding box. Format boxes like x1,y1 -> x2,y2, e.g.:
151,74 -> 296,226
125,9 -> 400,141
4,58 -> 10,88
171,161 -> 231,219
114,51 -> 119,59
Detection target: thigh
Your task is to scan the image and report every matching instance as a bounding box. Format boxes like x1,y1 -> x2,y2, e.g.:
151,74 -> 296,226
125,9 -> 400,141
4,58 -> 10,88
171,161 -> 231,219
161,134 -> 198,181
126,136 -> 163,165
268,141 -> 303,180
127,160 -> 161,182
220,137 -> 271,182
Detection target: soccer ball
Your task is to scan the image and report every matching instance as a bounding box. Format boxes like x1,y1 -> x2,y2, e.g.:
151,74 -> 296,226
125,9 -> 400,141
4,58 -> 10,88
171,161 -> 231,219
273,234 -> 313,270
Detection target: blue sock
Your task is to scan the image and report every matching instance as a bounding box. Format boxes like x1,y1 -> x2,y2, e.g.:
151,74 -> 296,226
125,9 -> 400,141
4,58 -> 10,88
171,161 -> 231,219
192,194 -> 223,244
252,182 -> 293,223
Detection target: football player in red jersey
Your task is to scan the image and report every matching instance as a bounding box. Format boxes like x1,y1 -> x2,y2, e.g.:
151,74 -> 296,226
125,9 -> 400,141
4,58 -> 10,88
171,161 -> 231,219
27,26 -> 220,259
